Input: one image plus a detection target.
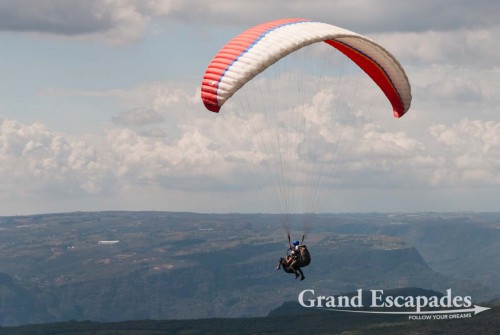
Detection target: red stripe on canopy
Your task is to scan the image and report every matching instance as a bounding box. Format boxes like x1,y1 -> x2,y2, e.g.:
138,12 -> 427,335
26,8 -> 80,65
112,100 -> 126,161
325,39 -> 405,118
201,18 -> 310,112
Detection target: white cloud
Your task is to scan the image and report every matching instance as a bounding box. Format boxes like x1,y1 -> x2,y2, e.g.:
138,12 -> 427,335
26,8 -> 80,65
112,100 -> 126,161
428,119 -> 500,186
0,117 -> 114,196
374,26 -> 500,69
1,82 -> 499,214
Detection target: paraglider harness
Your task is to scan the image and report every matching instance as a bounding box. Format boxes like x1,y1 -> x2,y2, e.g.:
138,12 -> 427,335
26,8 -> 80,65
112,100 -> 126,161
288,234 -> 311,268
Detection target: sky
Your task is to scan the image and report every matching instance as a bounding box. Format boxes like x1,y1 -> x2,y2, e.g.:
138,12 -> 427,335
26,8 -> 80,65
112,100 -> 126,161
0,0 -> 498,215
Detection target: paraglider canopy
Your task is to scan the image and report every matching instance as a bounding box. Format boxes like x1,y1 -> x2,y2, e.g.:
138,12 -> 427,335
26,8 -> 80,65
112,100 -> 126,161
200,18 -> 412,240
201,18 -> 411,118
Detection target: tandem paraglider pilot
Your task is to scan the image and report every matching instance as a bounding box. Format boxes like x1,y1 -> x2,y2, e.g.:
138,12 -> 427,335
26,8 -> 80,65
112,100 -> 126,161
276,239 -> 311,281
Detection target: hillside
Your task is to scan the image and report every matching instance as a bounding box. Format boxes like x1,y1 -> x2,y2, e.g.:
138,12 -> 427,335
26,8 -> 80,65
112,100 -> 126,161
315,212 -> 500,296
0,211 -> 497,326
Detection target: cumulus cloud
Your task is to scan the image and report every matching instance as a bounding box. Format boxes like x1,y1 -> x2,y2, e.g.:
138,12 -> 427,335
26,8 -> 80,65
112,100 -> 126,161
0,117 -> 114,195
374,26 -> 500,69
1,83 -> 499,213
24,48 -> 500,205
0,109 -> 248,200
428,119 -> 500,186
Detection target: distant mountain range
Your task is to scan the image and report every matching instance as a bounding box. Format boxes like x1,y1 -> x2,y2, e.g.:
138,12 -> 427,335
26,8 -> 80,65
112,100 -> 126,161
0,211 -> 498,327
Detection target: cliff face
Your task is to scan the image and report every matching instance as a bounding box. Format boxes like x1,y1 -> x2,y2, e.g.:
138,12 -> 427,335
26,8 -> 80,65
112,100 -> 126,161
0,246 -> 440,324
325,213 -> 500,299
0,273 -> 55,326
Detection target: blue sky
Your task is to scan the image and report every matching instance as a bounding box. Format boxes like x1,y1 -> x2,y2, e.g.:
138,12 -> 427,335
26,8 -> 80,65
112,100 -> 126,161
0,0 -> 498,215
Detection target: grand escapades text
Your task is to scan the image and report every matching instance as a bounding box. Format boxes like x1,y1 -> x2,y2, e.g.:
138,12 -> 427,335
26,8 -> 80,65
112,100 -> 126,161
298,289 -> 472,312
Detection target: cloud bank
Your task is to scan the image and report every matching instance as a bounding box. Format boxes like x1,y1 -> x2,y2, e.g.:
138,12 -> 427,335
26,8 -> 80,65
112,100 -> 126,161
2,77 -> 499,212
0,1 -> 498,213
1,0 -> 498,44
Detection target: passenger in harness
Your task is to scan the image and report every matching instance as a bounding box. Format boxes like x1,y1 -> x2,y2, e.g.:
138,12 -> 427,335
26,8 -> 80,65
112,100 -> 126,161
275,252 -> 297,275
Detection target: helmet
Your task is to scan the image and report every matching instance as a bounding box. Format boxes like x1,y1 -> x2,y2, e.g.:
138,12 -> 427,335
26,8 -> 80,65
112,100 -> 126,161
293,240 -> 300,246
